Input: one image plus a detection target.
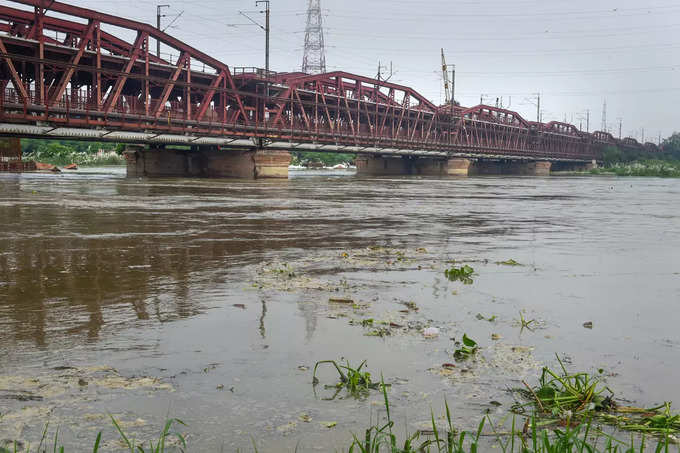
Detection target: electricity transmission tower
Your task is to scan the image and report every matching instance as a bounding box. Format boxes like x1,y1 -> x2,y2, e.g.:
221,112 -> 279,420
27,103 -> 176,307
301,0 -> 327,74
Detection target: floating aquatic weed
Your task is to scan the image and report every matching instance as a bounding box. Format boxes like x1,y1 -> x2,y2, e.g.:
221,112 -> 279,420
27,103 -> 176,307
513,357 -> 680,439
365,327 -> 391,337
453,334 -> 478,361
497,259 -> 522,266
444,265 -> 475,284
476,313 -> 496,322
402,301 -> 419,311
515,354 -> 614,417
618,402 -> 680,434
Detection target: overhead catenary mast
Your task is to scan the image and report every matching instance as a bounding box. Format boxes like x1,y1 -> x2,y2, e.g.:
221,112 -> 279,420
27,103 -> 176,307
440,48 -> 455,105
441,48 -> 450,104
301,0 -> 327,74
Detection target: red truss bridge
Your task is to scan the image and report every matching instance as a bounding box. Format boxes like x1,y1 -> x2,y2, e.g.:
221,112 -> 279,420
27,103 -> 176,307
0,0 -> 660,178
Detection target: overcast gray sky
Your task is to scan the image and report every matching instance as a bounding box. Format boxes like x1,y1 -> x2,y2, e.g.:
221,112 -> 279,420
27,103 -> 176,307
5,0 -> 679,141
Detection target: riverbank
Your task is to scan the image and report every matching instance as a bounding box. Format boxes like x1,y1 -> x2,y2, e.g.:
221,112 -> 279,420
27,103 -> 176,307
590,160 -> 680,178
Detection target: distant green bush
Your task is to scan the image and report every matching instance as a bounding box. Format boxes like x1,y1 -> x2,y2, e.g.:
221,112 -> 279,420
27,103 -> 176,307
590,160 -> 680,178
291,151 -> 355,167
21,139 -> 125,166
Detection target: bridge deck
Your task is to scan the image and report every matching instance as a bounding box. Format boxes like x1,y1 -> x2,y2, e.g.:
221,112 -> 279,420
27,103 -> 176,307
0,0 -> 658,162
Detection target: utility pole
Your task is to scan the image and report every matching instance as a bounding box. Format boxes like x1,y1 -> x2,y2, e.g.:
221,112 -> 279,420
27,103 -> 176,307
156,4 -> 170,58
255,0 -> 270,80
451,66 -> 455,106
617,117 -> 622,139
641,128 -> 645,142
601,99 -> 607,132
586,109 -> 590,132
536,93 -> 541,123
238,2 -> 271,97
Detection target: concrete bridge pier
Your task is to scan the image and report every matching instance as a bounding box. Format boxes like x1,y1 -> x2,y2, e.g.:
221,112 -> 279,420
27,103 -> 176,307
355,155 -> 555,177
445,158 -> 472,176
470,160 -> 552,176
356,154 -> 471,176
124,146 -> 291,179
551,160 -> 597,173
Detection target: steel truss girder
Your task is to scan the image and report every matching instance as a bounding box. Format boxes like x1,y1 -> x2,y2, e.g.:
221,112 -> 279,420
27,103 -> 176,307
0,1 -> 657,160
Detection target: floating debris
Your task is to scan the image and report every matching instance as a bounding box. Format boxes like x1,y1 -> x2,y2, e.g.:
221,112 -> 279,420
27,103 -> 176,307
423,327 -> 440,338
329,297 -> 354,304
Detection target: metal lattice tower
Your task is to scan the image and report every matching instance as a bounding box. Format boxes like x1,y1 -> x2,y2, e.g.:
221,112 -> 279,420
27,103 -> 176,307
301,0 -> 326,74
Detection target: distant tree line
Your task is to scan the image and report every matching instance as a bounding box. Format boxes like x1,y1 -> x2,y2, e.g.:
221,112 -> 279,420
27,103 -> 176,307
21,139 -> 125,166
21,139 -> 124,156
602,132 -> 680,165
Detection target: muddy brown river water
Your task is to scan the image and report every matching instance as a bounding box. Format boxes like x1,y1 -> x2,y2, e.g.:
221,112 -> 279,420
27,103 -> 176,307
0,167 -> 679,452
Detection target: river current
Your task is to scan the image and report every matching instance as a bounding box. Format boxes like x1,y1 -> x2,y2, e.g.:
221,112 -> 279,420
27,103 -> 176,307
1,167 -> 679,451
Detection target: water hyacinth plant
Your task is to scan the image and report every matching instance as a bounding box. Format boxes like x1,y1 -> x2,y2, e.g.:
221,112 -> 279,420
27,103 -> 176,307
444,265 -> 475,284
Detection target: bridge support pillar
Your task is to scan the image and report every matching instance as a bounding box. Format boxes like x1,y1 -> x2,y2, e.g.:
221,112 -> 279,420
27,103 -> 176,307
356,154 -> 468,176
505,160 -> 552,176
551,160 -> 597,173
124,147 -> 291,179
471,160 -> 552,176
445,158 -> 471,176
356,155 -> 409,175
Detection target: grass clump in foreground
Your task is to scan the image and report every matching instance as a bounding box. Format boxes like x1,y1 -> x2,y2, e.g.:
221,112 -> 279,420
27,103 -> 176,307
0,416 -> 186,453
515,355 -> 680,438
313,360 -> 387,400
348,377 -> 679,453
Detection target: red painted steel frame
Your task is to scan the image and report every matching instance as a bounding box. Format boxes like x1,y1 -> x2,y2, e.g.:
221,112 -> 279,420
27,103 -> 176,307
0,0 -> 656,160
